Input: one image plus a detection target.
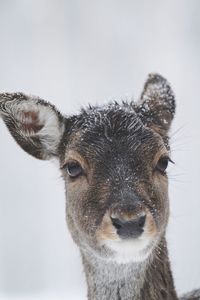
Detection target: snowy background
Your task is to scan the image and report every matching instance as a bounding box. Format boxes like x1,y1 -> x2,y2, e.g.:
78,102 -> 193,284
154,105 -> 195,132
0,0 -> 200,299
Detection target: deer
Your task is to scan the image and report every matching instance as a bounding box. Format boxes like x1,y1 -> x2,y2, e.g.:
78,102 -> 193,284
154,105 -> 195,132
0,74 -> 199,300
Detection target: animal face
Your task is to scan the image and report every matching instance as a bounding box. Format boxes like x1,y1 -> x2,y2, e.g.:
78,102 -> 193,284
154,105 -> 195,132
0,74 -> 175,264
60,104 -> 171,263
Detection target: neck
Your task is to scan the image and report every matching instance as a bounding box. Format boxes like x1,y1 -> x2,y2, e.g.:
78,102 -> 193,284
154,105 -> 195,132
81,238 -> 178,300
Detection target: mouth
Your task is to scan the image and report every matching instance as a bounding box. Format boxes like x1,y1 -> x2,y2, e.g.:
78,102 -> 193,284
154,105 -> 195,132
96,209 -> 157,263
102,233 -> 156,264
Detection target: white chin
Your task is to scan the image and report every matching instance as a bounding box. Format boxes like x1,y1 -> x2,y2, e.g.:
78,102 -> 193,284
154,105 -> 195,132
104,236 -> 154,264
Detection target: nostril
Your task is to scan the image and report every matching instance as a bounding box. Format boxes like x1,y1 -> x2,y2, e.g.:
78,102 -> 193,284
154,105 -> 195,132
138,215 -> 146,228
111,217 -> 123,230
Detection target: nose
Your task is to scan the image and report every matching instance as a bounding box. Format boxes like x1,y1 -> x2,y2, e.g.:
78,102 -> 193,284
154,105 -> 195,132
111,214 -> 146,239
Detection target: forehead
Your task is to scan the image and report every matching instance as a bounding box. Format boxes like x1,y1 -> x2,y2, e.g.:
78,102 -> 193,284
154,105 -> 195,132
65,104 -> 165,161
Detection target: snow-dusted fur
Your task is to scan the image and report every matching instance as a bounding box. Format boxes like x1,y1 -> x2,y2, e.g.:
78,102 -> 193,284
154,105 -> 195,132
0,74 -> 199,299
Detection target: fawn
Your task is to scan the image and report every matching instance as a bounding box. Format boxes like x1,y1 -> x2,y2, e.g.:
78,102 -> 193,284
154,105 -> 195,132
0,74 -> 199,299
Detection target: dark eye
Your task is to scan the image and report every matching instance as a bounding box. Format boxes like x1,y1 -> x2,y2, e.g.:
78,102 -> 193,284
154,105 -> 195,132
156,157 -> 170,174
65,161 -> 84,178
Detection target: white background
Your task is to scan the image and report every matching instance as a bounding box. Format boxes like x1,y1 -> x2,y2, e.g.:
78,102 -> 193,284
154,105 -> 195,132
0,1 -> 200,299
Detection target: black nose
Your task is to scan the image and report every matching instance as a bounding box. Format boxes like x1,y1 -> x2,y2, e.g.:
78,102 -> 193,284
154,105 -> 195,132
111,215 -> 146,239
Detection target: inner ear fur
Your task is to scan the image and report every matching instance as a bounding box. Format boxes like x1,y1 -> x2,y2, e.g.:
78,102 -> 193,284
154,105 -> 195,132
0,92 -> 65,160
135,73 -> 176,137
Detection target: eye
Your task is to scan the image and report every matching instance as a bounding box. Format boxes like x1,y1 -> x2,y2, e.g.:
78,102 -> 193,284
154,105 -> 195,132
65,161 -> 84,178
156,157 -> 171,174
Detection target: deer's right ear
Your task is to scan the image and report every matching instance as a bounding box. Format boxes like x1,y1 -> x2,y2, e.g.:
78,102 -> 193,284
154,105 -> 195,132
0,93 -> 66,160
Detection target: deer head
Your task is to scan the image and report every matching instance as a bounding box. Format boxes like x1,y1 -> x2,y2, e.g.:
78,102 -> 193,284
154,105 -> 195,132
0,74 -> 175,264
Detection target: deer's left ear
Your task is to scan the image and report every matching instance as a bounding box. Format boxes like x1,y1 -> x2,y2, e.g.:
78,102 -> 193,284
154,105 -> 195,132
136,73 -> 176,136
0,93 -> 66,160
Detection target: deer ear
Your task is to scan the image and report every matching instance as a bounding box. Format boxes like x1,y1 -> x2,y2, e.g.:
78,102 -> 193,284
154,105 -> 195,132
136,74 -> 176,136
0,93 -> 65,160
